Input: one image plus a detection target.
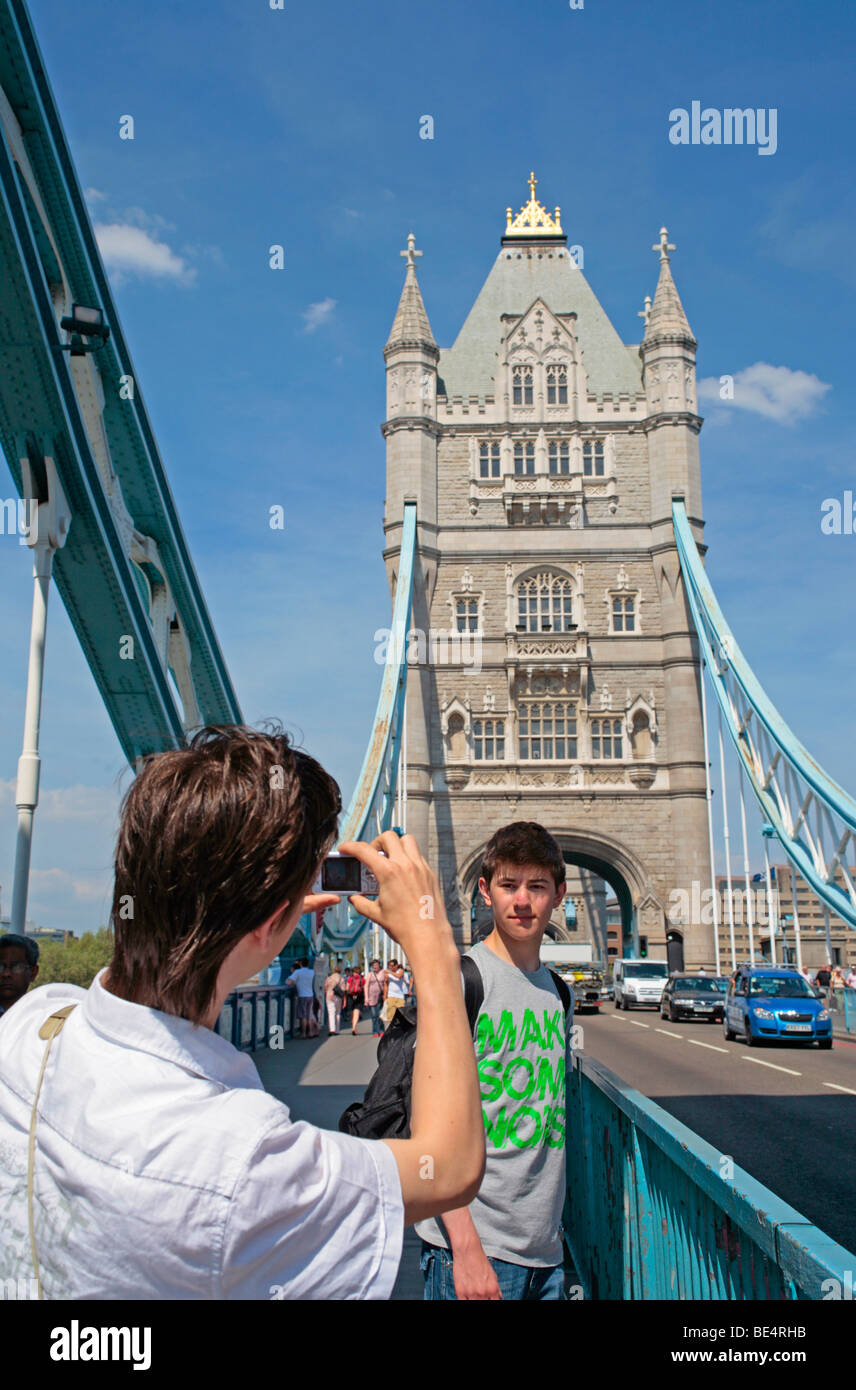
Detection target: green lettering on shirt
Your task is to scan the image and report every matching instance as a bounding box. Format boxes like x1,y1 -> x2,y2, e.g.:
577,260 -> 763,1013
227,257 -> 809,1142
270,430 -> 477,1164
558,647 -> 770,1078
507,1104 -> 542,1150
542,1008 -> 564,1051
483,1105 -> 510,1149
476,1009 -> 517,1057
503,1057 -> 535,1101
478,1057 -> 503,1104
534,1054 -> 565,1101
519,1008 -> 545,1052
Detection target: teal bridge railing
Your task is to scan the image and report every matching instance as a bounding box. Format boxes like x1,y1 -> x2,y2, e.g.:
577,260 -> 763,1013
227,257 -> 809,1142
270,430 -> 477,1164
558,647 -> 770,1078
566,1049 -> 856,1299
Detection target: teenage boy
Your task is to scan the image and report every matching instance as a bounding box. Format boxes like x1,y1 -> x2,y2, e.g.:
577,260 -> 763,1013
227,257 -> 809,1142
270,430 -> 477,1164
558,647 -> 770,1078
0,725 -> 484,1299
417,821 -> 572,1301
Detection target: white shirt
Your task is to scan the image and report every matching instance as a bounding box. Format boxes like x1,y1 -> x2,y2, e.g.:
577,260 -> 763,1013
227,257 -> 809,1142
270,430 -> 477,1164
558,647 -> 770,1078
0,972 -> 403,1300
287,966 -> 315,998
387,972 -> 407,1000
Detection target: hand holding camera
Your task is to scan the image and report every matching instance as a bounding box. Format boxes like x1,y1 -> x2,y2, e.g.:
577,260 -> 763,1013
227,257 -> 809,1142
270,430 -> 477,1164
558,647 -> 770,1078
334,831 -> 456,965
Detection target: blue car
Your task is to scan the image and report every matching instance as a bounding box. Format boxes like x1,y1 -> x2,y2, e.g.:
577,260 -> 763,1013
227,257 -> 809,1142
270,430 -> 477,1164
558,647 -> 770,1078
724,967 -> 833,1048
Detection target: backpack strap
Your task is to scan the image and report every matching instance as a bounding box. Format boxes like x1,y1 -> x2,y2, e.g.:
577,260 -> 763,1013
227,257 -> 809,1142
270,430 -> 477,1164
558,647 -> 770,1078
548,969 -> 572,1016
29,1005 -> 77,1300
460,954 -> 484,1035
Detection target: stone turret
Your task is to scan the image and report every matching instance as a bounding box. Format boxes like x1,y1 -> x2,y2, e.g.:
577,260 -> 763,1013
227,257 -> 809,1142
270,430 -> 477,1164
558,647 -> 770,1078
382,233 -> 440,529
382,234 -> 440,859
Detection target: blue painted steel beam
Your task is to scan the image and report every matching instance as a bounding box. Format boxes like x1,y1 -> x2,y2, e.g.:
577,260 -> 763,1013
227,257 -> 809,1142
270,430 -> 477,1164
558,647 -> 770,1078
322,503 -> 416,953
0,0 -> 241,762
673,500 -> 856,929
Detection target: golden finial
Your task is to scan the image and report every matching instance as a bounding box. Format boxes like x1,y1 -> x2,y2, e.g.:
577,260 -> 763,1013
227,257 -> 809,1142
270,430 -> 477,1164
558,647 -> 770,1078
504,172 -> 564,237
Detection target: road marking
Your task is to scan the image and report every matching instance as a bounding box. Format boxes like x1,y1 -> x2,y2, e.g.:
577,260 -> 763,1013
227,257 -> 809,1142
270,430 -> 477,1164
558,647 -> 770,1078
688,1039 -> 730,1054
823,1081 -> 856,1095
629,1020 -> 649,1028
656,1028 -> 683,1039
742,1057 -> 802,1076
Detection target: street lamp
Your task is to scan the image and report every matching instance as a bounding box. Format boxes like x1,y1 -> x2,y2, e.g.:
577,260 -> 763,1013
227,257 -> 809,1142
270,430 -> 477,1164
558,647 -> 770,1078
58,303 -> 110,356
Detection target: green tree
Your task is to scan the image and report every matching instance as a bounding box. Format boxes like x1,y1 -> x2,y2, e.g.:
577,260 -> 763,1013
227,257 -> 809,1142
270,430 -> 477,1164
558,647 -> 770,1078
34,928 -> 114,989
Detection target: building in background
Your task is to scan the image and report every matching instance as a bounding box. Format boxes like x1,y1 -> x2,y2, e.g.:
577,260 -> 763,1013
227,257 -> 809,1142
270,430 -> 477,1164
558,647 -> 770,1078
385,175 -> 710,965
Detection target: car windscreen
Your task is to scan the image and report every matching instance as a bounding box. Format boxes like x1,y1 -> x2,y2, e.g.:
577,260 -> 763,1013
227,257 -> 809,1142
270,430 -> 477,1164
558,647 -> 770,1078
749,975 -> 815,999
623,963 -> 668,978
672,977 -> 727,993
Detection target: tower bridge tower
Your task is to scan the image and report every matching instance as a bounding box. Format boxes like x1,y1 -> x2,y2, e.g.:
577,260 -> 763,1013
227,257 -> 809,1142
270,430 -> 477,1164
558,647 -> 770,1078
382,176 -> 711,966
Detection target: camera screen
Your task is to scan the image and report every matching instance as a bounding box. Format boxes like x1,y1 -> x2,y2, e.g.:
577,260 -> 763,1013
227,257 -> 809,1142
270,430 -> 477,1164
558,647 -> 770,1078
322,857 -> 362,891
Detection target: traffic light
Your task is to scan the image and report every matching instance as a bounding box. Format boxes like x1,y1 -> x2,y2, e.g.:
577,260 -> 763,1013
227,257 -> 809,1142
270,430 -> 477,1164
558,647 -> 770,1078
639,936 -> 648,958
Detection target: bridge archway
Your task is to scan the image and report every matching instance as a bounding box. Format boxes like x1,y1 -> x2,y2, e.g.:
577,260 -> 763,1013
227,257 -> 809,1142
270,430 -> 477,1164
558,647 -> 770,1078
459,828 -> 649,959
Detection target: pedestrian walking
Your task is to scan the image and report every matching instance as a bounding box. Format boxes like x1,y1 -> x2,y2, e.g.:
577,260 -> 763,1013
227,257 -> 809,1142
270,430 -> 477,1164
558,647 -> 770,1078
364,958 -> 385,1036
325,963 -> 345,1034
343,964 -> 364,1035
383,960 -> 408,1026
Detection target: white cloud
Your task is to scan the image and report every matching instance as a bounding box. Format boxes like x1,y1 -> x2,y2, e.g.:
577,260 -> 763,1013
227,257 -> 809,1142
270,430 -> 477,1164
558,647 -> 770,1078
302,297 -> 336,333
697,362 -> 831,426
93,221 -> 196,287
29,867 -> 109,903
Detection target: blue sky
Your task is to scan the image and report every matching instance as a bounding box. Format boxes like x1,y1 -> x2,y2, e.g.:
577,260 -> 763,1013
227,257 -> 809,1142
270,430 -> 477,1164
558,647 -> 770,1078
1,0 -> 854,934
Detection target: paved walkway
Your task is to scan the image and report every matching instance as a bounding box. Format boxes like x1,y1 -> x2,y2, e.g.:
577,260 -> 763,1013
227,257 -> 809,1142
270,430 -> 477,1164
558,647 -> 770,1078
254,1020 -> 423,1300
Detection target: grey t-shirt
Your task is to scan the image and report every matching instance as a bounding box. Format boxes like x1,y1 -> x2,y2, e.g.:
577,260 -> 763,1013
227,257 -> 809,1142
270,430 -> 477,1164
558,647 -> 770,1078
416,941 -> 572,1267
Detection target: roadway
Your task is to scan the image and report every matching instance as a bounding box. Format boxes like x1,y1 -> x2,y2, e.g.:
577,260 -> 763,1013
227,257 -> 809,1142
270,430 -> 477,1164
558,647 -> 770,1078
578,1004 -> 856,1256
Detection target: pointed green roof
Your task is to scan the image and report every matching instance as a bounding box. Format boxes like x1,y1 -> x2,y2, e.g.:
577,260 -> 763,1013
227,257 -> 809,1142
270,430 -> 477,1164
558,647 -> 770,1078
437,247 -> 643,401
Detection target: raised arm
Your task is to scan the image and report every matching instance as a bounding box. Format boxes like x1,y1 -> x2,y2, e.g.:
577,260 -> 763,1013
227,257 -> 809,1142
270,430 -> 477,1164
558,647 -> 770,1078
341,833 -> 484,1225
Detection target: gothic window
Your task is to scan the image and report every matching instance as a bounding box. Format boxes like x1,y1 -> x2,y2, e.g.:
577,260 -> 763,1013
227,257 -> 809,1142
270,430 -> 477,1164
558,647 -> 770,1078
518,701 -> 578,760
446,712 -> 467,761
474,718 -> 505,761
479,442 -> 501,478
583,440 -> 605,476
629,711 -> 652,760
516,573 -> 574,632
514,441 -> 535,475
546,364 -> 568,405
548,441 -> 570,475
612,596 -> 636,632
591,717 -> 623,759
513,366 -> 533,406
456,598 -> 479,633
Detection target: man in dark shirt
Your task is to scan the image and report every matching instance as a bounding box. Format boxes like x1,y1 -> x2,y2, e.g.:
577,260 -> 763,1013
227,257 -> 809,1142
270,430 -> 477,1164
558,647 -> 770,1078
0,934 -> 39,1018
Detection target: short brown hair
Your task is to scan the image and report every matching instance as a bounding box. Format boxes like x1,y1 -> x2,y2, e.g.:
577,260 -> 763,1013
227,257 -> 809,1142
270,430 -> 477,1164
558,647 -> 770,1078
480,822 -> 565,889
108,724 -> 340,1022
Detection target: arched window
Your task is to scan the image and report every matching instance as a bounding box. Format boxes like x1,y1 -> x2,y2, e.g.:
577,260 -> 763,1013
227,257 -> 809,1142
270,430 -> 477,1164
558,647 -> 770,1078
479,442 -> 501,478
591,717 -> 623,759
630,711 -> 652,759
583,440 -> 604,476
473,718 -> 504,761
548,441 -> 570,475
456,598 -> 478,633
516,572 -> 574,632
546,364 -> 568,405
512,366 -> 533,406
519,701 -> 577,760
446,712 -> 467,761
513,441 -> 535,475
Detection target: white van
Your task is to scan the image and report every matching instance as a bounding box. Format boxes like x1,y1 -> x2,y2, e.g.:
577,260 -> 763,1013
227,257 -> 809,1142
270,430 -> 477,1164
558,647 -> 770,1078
612,958 -> 669,1010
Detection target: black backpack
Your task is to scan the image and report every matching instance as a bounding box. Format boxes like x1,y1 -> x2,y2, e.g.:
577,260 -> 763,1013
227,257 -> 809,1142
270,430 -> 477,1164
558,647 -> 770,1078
338,955 -> 571,1140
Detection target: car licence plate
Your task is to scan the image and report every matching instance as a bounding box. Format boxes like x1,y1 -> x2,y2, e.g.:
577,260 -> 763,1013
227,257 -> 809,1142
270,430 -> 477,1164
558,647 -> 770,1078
693,1005 -> 713,1011
783,1023 -> 811,1032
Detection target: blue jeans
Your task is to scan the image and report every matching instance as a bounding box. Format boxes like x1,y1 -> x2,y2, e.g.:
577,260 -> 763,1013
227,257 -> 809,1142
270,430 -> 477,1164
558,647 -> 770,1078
420,1241 -> 565,1301
369,1002 -> 383,1032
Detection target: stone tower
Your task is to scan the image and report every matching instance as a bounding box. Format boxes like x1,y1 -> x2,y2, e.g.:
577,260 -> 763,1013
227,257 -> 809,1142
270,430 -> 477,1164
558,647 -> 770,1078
382,176 -> 712,967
